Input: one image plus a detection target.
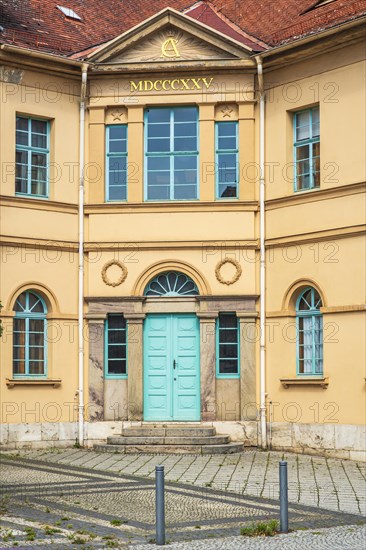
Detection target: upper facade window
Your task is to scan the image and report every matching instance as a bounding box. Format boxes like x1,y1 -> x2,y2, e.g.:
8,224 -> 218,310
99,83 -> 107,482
106,125 -> 128,201
216,121 -> 238,198
13,291 -> 47,377
16,116 -> 49,198
145,107 -> 198,201
294,106 -> 320,191
296,287 -> 323,376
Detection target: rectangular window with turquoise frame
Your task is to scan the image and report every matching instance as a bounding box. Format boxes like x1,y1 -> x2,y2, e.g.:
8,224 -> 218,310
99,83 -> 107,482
294,106 -> 320,191
105,314 -> 127,378
216,313 -> 239,378
216,121 -> 238,198
16,116 -> 49,198
145,106 -> 198,200
106,125 -> 128,201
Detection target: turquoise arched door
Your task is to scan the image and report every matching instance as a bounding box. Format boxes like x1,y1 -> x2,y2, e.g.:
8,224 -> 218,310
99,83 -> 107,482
143,272 -> 200,421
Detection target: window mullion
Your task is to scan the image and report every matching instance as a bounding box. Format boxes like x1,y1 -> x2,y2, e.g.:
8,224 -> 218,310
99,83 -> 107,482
25,317 -> 29,376
43,318 -> 47,376
309,108 -> 313,140
312,314 -> 316,375
27,149 -> 31,195
309,137 -> 314,189
170,110 -> 174,200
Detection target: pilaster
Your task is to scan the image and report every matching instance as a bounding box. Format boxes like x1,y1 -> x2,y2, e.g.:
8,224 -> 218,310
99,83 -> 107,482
124,313 -> 146,420
198,313 -> 218,421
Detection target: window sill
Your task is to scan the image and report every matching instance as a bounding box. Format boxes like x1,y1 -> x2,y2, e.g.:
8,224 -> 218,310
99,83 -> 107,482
6,378 -> 61,388
15,193 -> 49,200
280,377 -> 328,389
294,187 -> 320,194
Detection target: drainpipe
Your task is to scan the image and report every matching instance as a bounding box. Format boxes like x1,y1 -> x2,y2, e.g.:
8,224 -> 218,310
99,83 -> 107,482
255,55 -> 267,449
78,63 -> 88,446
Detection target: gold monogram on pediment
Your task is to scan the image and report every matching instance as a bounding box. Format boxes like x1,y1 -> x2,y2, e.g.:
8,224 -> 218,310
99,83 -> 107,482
161,36 -> 180,59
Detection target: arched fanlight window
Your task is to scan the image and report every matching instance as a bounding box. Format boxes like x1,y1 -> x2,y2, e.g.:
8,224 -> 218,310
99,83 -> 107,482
13,291 -> 47,377
144,271 -> 199,297
296,287 -> 323,375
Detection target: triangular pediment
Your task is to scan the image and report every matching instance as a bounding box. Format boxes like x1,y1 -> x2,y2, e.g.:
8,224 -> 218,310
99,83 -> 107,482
105,25 -> 237,63
88,8 -> 252,65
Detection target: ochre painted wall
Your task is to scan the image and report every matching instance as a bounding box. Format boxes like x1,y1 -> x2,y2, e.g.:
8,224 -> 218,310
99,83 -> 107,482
0,39 -> 365,431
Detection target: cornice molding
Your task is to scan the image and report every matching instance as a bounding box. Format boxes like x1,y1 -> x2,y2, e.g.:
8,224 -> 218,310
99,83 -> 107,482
266,225 -> 365,248
90,60 -> 256,74
0,195 -> 78,213
267,304 -> 365,318
0,235 -> 78,250
85,201 -> 258,214
86,240 -> 258,252
265,182 -> 365,210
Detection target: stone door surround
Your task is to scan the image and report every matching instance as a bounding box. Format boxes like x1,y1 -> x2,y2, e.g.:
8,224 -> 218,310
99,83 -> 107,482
87,295 -> 257,422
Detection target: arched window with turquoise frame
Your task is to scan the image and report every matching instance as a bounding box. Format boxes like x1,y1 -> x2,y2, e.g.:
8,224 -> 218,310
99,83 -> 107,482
144,271 -> 199,297
13,291 -> 47,377
296,287 -> 323,375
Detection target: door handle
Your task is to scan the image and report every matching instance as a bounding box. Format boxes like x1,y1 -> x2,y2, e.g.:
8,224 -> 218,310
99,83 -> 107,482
173,359 -> 176,370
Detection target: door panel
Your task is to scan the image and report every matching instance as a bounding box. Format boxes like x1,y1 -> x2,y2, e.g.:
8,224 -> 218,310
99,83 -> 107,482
173,315 -> 200,421
143,315 -> 172,421
144,313 -> 200,421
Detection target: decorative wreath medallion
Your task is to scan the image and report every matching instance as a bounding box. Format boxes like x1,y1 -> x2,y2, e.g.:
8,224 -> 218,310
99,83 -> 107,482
215,258 -> 242,286
102,260 -> 128,287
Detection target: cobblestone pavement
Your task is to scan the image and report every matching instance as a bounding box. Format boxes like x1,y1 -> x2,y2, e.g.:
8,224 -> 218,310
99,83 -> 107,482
0,453 -> 365,548
14,448 -> 366,516
134,525 -> 366,549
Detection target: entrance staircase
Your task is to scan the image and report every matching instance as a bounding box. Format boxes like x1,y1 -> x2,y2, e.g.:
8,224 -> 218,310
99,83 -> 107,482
94,424 -> 243,454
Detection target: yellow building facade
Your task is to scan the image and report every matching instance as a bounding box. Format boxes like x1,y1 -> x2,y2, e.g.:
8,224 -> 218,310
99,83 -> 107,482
0,7 -> 365,459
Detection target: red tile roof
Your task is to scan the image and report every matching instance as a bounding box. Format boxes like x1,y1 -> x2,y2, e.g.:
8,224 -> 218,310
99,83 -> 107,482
0,0 -> 365,57
184,2 -> 268,51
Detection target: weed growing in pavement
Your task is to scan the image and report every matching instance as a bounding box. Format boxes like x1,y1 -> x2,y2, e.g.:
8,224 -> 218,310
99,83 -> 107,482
76,529 -> 97,540
1,529 -> 15,542
44,526 -> 62,535
25,527 -> 36,541
240,519 -> 279,537
0,495 -> 9,514
110,519 -> 123,526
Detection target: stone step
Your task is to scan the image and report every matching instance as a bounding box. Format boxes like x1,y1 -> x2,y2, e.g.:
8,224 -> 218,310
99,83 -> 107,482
121,426 -> 216,437
95,442 -> 244,455
107,435 -> 230,446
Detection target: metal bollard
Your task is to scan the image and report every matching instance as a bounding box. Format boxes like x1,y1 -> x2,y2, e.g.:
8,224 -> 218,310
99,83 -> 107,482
279,461 -> 289,533
155,465 -> 165,545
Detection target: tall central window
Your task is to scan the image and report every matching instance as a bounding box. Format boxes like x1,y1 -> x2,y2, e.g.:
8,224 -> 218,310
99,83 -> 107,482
145,107 -> 198,200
